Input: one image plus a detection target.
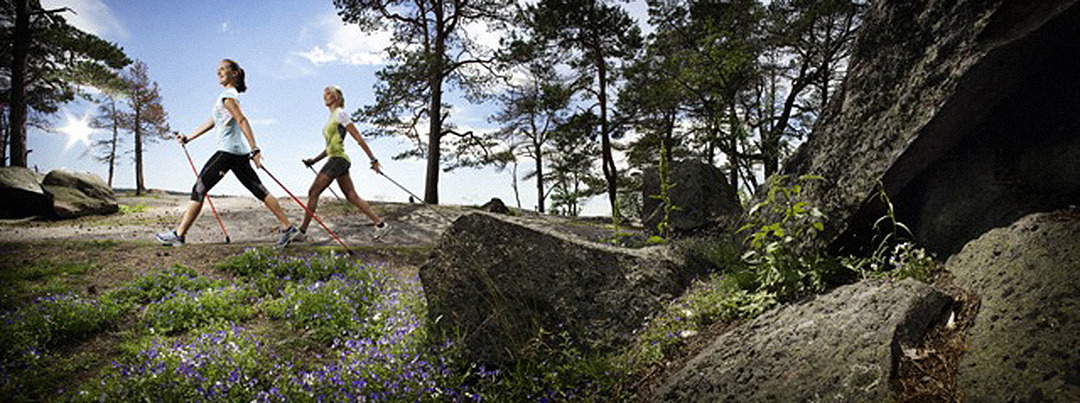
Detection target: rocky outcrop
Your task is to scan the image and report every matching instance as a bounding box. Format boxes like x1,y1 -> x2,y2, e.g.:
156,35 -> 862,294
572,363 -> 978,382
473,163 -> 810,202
0,167 -> 53,219
480,197 -> 511,215
946,209 -> 1080,401
778,0 -> 1080,257
419,212 -> 708,365
642,161 -> 742,236
41,169 -> 118,218
656,279 -> 951,402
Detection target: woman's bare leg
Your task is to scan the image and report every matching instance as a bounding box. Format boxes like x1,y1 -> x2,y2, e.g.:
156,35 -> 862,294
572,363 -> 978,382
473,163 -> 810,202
337,174 -> 381,224
300,173 -> 335,232
262,194 -> 292,229
176,200 -> 204,237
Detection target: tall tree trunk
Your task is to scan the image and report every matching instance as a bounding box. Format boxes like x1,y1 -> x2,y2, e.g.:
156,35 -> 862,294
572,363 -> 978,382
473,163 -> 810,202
511,161 -> 522,209
535,140 -> 545,213
107,102 -> 118,187
1,106 -> 8,166
596,51 -> 617,217
423,10 -> 446,205
134,106 -> 144,195
9,0 -> 31,168
727,106 -> 740,191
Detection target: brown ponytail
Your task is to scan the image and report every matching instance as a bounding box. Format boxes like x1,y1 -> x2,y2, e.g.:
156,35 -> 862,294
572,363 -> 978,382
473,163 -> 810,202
222,59 -> 247,93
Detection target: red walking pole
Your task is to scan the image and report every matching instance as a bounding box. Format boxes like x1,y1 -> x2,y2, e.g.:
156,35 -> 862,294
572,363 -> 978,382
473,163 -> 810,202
259,164 -> 352,255
181,143 -> 231,244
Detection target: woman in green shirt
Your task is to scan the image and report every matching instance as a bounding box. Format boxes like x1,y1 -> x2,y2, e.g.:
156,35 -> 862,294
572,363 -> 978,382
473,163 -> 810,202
297,86 -> 387,243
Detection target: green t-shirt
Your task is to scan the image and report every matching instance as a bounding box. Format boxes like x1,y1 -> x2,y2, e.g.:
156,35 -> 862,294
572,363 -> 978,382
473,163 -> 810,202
323,108 -> 352,162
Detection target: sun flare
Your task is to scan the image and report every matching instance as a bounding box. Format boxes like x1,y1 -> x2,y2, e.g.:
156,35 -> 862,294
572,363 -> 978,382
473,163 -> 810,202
59,112 -> 95,150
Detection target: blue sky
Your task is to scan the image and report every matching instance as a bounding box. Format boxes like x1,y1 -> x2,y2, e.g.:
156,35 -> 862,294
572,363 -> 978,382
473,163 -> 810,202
28,0 -> 651,216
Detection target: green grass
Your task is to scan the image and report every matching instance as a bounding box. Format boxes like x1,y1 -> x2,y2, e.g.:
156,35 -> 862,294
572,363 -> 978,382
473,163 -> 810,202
0,260 -> 96,310
118,203 -> 151,214
141,285 -> 257,335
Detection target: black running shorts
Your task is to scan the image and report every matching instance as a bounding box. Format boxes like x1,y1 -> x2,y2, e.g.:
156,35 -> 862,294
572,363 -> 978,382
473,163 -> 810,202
191,151 -> 270,202
319,157 -> 351,179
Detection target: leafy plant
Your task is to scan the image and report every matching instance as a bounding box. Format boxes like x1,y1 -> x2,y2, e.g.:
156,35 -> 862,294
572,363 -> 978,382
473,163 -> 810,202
738,175 -> 849,302
651,140 -> 680,241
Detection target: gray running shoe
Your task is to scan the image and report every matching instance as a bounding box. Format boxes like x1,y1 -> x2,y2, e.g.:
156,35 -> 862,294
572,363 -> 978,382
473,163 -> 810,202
277,225 -> 300,247
155,230 -> 185,246
291,230 -> 307,243
372,222 -> 391,240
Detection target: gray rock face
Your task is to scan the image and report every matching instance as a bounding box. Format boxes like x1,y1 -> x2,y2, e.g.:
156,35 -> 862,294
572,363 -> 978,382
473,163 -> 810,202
642,161 -> 742,235
656,279 -> 951,402
946,209 -> 1080,401
41,169 -> 118,218
0,167 -> 53,219
778,0 -> 1080,257
419,212 -> 708,365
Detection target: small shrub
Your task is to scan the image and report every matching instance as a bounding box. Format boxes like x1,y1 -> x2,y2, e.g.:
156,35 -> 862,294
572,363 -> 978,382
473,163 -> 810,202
141,285 -> 256,334
738,175 -> 853,302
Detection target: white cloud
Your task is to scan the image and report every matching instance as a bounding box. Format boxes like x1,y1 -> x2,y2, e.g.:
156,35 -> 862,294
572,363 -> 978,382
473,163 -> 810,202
41,0 -> 128,41
297,16 -> 392,66
221,21 -> 230,33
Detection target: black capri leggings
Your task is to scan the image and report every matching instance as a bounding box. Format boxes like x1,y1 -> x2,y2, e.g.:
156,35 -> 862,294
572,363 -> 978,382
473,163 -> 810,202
191,151 -> 270,202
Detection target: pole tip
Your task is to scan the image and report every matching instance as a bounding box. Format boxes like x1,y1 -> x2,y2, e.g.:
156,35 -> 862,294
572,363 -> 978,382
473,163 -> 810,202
225,236 -> 231,244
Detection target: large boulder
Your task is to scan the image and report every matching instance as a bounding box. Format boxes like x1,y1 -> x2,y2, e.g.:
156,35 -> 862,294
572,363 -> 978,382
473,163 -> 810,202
0,167 -> 53,219
41,169 -> 118,218
946,209 -> 1080,401
777,0 -> 1080,257
419,212 -> 708,365
642,160 -> 742,236
656,279 -> 951,402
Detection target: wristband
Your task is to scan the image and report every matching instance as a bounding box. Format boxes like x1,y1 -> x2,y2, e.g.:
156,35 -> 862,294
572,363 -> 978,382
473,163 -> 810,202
249,148 -> 261,158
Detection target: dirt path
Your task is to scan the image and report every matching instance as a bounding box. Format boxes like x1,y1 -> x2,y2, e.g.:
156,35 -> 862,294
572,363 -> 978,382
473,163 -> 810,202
0,193 -> 465,247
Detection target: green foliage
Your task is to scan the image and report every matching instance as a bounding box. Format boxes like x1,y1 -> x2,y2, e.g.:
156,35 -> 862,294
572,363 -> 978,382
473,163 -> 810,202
0,260 -> 94,310
216,248 -> 365,297
463,329 -> 625,402
103,265 -> 221,308
738,175 -> 849,302
843,188 -> 937,282
261,273 -> 385,344
650,140 -> 680,240
0,292 -> 123,396
141,285 -> 255,335
117,203 -> 149,214
85,325 -> 271,402
2,3 -> 131,115
548,112 -> 606,216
